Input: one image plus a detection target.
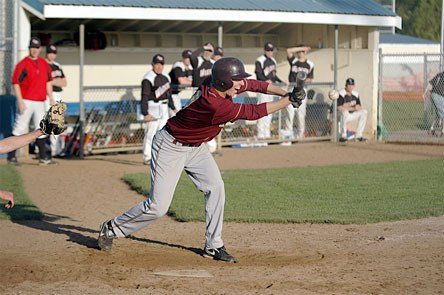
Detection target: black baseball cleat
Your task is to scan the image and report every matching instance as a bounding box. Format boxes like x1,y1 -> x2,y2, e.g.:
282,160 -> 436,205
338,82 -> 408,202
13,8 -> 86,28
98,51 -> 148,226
203,246 -> 237,263
339,137 -> 348,143
98,220 -> 115,251
355,137 -> 368,142
7,157 -> 18,165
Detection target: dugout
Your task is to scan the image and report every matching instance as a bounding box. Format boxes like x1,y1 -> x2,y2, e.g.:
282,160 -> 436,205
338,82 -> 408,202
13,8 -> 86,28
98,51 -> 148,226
5,0 -> 401,140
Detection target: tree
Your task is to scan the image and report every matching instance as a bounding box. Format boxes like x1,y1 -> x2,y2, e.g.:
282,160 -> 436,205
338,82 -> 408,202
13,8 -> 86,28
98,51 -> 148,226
412,0 -> 441,41
396,0 -> 442,42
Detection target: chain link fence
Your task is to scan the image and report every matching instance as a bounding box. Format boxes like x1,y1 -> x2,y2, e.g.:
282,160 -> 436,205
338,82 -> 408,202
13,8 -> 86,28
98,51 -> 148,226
69,82 -> 335,155
379,53 -> 444,143
0,0 -> 15,95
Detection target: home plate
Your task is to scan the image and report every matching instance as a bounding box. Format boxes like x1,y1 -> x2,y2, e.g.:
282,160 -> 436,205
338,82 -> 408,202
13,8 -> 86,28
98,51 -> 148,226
153,269 -> 213,278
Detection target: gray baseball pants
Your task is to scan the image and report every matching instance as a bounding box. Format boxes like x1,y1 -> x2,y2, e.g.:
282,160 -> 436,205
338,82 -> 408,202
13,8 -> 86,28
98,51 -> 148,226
110,127 -> 225,249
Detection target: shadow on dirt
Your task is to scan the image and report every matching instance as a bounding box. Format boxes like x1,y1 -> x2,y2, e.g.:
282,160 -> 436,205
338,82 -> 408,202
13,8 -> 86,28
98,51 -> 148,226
12,212 -> 99,249
128,235 -> 203,256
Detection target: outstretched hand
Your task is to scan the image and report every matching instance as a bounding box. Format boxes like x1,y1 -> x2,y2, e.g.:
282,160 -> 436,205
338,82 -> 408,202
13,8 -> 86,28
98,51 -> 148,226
0,190 -> 14,209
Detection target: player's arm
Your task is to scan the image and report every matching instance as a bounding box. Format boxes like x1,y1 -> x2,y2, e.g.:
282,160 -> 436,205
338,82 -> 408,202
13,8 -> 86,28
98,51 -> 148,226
178,77 -> 192,86
254,61 -> 267,81
287,46 -> 311,56
13,84 -> 26,114
12,63 -> 27,113
46,65 -> 55,105
52,76 -> 67,88
190,48 -> 203,69
141,79 -> 155,122
265,83 -> 291,114
166,88 -> 178,113
0,129 -> 44,154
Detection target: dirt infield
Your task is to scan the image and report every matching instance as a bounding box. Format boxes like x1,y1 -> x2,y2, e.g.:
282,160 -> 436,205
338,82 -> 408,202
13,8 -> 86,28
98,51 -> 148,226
1,141 -> 443,294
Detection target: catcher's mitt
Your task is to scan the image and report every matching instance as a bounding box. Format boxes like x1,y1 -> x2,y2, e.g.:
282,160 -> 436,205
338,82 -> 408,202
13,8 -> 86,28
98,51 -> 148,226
40,101 -> 67,135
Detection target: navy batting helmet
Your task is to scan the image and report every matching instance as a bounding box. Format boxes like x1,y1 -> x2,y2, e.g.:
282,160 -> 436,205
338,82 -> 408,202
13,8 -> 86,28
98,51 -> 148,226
211,57 -> 251,91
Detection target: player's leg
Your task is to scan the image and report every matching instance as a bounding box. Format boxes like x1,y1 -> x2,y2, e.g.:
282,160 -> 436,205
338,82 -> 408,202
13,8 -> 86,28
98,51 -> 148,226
142,120 -> 160,165
355,109 -> 368,139
183,145 -> 236,262
296,99 -> 307,138
256,93 -> 274,139
282,104 -> 295,139
7,100 -> 34,162
32,100 -> 52,163
339,110 -> 350,139
99,128 -> 187,250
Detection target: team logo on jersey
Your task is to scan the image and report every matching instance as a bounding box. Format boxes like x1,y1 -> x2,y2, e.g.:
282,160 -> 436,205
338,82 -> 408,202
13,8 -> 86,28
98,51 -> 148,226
155,82 -> 170,99
291,66 -> 310,74
52,70 -> 62,78
199,68 -> 212,78
263,65 -> 276,77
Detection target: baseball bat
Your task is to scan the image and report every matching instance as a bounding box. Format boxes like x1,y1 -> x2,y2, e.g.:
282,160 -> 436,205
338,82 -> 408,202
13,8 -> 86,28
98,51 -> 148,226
295,71 -> 307,90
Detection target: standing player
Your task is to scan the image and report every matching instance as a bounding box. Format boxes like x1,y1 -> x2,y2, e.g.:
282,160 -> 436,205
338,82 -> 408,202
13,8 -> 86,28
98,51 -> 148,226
141,54 -> 177,165
45,44 -> 67,156
7,37 -> 55,165
190,42 -> 215,88
213,46 -> 224,61
284,45 -> 314,140
169,49 -> 193,116
255,42 -> 283,140
337,78 -> 368,142
98,57 -> 306,263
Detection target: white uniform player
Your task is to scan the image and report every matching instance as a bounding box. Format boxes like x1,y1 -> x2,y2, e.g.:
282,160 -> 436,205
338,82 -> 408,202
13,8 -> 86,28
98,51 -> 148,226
45,44 -> 67,156
284,45 -> 314,140
337,78 -> 368,142
169,50 -> 193,117
141,54 -> 177,165
255,42 -> 283,140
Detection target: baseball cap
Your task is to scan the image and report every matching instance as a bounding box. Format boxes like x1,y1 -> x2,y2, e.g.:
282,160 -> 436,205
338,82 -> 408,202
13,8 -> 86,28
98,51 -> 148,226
214,47 -> 224,56
152,54 -> 165,65
345,78 -> 355,85
46,44 -> 57,54
182,49 -> 192,59
264,42 -> 274,51
28,37 -> 41,48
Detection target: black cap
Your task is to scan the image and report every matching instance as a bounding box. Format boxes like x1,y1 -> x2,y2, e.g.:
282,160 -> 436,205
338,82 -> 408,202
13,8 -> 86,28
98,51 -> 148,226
29,37 -> 41,49
345,78 -> 355,85
152,54 -> 165,65
182,50 -> 192,59
264,42 -> 274,51
46,44 -> 57,54
214,47 -> 224,56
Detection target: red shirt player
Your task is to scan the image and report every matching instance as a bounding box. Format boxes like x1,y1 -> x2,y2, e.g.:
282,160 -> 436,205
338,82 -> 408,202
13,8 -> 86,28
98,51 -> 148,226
98,57 -> 305,263
8,37 -> 55,165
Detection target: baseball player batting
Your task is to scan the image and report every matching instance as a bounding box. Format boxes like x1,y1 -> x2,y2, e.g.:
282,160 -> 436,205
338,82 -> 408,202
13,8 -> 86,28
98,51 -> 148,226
98,57 -> 305,263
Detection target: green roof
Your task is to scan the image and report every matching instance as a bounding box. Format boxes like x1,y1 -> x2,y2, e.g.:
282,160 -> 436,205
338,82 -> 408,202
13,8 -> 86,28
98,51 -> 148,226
23,0 -> 398,16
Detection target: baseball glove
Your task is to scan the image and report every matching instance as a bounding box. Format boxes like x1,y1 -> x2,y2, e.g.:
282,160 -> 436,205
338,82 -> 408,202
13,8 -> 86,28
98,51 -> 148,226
287,86 -> 306,108
40,101 -> 67,135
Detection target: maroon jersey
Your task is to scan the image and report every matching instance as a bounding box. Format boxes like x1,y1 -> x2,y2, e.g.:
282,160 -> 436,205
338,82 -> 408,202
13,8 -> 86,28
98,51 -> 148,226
167,79 -> 269,144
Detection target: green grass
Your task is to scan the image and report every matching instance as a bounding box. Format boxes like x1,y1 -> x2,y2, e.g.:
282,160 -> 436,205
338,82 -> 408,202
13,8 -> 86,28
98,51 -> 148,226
382,100 -> 432,131
0,165 -> 43,220
122,158 -> 444,224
